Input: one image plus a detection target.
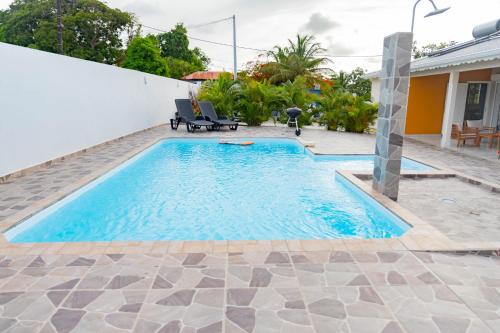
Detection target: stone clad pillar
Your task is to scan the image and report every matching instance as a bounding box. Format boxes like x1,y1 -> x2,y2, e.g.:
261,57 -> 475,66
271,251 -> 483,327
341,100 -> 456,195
373,32 -> 413,201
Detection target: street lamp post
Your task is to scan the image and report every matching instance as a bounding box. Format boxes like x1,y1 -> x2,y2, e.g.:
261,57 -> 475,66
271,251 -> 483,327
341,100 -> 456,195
56,0 -> 63,54
232,15 -> 237,82
411,0 -> 450,33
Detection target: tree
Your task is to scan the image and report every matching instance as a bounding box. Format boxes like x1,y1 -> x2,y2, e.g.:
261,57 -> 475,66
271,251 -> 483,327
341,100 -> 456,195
0,0 -> 54,48
261,34 -> 331,85
164,57 -> 200,80
331,67 -> 372,101
412,41 -> 457,59
156,23 -> 210,76
0,0 -> 135,64
122,35 -> 168,76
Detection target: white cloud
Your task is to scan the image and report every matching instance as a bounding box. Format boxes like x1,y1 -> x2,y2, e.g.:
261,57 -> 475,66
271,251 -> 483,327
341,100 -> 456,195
301,13 -> 340,35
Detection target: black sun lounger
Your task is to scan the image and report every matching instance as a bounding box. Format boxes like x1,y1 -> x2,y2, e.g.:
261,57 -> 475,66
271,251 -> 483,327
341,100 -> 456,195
172,99 -> 214,133
198,101 -> 239,131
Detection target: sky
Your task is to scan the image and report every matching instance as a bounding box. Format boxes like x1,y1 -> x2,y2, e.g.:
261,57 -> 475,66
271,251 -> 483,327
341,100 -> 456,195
1,0 -> 500,73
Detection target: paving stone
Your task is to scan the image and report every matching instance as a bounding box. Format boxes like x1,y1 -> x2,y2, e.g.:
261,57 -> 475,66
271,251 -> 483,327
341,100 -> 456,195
105,275 -> 144,289
62,290 -> 104,309
182,253 -> 206,266
226,306 -> 255,333
264,252 -> 290,264
156,289 -> 195,306
0,292 -> 23,305
50,309 -> 86,333
47,291 -> 70,307
227,288 -> 257,306
157,320 -> 181,333
308,298 -> 346,319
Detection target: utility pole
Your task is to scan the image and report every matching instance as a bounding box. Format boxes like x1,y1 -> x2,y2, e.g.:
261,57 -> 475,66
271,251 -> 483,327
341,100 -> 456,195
56,0 -> 63,54
232,14 -> 237,81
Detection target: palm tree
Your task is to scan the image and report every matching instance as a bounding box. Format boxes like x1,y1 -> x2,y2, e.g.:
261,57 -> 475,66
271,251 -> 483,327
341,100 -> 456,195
263,35 -> 331,84
331,71 -> 349,92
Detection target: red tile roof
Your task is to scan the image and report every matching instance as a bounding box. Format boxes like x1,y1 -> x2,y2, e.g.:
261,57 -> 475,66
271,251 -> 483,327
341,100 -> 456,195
182,71 -> 233,81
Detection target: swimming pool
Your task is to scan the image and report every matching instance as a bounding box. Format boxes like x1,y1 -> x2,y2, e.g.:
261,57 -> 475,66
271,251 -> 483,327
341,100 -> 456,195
6,139 -> 432,243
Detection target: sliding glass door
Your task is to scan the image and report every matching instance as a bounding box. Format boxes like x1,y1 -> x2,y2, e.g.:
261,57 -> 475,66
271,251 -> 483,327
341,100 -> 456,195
464,83 -> 488,121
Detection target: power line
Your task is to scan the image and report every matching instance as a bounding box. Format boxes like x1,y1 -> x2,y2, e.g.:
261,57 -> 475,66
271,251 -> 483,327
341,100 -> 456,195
141,24 -> 383,58
141,24 -> 267,52
319,54 -> 382,58
185,16 -> 233,29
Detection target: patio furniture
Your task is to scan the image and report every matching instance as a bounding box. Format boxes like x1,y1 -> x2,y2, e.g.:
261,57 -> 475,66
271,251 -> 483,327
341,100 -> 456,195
451,124 -> 479,147
476,131 -> 500,148
198,101 -> 239,131
172,99 -> 215,133
465,120 -> 496,134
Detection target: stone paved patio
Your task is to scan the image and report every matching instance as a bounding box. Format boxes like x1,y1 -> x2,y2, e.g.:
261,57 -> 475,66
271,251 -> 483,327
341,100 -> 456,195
0,250 -> 498,333
1,126 -> 500,332
397,178 -> 500,244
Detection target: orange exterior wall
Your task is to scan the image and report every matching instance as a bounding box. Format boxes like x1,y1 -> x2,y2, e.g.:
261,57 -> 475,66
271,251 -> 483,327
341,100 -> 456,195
405,74 -> 449,134
459,69 -> 492,83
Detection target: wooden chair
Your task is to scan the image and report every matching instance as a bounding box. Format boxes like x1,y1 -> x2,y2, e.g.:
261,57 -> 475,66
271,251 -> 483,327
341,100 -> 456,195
451,124 -> 479,147
465,120 -> 496,134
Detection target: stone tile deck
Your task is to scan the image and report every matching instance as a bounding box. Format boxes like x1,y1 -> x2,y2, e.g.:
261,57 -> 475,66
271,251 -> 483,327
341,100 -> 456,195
397,178 -> 500,244
0,251 -> 498,332
1,126 -> 500,332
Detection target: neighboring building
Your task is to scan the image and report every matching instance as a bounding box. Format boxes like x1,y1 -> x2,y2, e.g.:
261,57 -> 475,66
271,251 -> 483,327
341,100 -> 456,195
367,19 -> 500,147
181,71 -> 233,87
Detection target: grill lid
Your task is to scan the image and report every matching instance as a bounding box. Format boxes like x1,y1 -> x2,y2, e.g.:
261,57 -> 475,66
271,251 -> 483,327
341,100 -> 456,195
286,107 -> 302,118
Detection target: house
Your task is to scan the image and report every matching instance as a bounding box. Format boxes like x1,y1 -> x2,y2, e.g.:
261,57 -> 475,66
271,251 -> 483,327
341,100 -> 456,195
367,19 -> 500,148
181,71 -> 233,86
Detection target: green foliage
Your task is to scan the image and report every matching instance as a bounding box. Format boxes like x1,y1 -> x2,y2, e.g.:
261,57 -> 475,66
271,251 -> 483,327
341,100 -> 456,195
331,67 -> 372,101
237,80 -> 287,126
156,23 -> 209,77
120,23 -> 210,79
260,34 -> 331,85
197,74 -> 376,132
0,0 -> 52,47
122,36 -> 168,76
280,76 -> 318,127
164,57 -> 198,79
412,41 -> 457,59
0,0 -> 134,64
197,73 -> 241,117
0,1 -> 209,75
157,24 -> 191,61
319,91 -> 378,133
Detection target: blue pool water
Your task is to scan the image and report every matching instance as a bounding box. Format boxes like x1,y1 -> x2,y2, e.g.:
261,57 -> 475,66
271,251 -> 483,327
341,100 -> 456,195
7,139 -> 432,243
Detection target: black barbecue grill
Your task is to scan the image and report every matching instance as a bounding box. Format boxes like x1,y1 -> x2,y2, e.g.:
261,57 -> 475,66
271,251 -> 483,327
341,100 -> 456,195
286,107 -> 302,136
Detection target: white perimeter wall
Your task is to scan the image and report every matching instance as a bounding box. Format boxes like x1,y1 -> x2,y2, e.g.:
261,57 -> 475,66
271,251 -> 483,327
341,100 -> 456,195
0,42 -> 195,177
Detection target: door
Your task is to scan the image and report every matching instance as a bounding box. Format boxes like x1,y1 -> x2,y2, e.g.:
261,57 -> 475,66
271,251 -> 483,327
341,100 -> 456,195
464,83 -> 488,121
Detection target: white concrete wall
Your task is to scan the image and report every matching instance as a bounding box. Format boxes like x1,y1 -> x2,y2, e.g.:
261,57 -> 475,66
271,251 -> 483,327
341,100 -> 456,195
0,42 -> 195,177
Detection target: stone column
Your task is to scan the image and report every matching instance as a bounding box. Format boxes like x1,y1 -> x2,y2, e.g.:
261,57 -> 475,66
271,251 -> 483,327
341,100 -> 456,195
373,32 -> 412,201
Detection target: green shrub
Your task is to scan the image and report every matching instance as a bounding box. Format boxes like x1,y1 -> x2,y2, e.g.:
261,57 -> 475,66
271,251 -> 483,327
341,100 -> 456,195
237,79 -> 287,126
197,73 -> 240,118
278,76 -> 318,128
319,91 -> 377,133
